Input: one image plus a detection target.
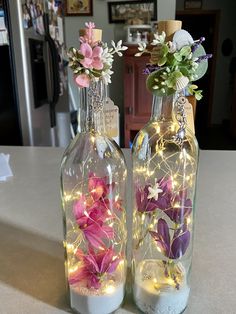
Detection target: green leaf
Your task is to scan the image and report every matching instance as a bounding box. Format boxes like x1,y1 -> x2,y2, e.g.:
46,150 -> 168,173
68,47 -> 77,54
146,69 -> 176,96
91,68 -> 103,76
173,52 -> 182,62
174,71 -> 183,78
195,90 -> 203,100
190,84 -> 198,90
180,46 -> 191,57
158,56 -> 167,66
76,53 -> 84,60
162,44 -> 169,56
166,78 -> 174,88
179,66 -> 189,77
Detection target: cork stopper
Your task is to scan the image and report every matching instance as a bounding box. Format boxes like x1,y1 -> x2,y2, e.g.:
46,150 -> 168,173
157,20 -> 182,41
79,28 -> 102,42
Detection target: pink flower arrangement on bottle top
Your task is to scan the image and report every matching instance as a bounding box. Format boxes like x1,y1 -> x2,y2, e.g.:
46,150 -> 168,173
79,44 -> 103,70
68,22 -> 127,87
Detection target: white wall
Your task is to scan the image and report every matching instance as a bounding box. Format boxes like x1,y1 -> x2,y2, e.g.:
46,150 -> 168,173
158,0 -> 176,20
176,0 -> 236,124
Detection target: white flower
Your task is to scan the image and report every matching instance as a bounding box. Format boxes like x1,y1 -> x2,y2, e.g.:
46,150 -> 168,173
101,48 -> 114,65
138,42 -> 147,51
192,61 -> 199,70
167,41 -> 176,53
147,179 -> 163,201
102,69 -> 114,85
111,40 -> 127,56
103,47 -> 108,55
187,52 -> 193,60
99,39 -> 127,84
151,31 -> 166,46
111,40 -> 116,49
135,42 -> 147,56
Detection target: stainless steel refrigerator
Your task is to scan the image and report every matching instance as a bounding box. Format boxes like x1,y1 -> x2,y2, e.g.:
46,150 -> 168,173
0,0 -> 70,146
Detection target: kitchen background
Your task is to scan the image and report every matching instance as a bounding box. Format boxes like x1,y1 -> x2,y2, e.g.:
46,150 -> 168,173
1,0 -> 236,148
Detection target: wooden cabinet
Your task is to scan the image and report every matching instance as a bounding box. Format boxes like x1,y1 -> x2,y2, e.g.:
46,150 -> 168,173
123,46 -> 197,147
124,46 -> 153,147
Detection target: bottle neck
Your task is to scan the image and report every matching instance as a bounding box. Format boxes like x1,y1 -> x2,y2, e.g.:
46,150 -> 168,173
151,94 -> 176,121
77,80 -> 107,134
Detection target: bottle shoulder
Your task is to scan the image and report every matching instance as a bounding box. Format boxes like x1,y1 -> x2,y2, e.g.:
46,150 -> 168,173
132,120 -> 198,158
61,132 -> 127,173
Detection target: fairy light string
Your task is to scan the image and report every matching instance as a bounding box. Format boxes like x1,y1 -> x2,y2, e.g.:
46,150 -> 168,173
133,111 -> 197,287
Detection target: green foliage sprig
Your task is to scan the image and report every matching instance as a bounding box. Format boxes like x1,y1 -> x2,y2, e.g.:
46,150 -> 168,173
136,32 -> 212,99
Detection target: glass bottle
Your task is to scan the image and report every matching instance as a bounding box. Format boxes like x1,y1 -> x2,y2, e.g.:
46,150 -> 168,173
61,79 -> 127,314
132,93 -> 198,314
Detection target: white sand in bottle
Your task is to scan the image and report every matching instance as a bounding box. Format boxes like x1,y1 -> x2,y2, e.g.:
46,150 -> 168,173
70,282 -> 125,314
133,260 -> 190,314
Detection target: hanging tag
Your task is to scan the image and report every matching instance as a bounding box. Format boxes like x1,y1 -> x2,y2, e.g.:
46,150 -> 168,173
184,97 -> 195,134
103,98 -> 119,145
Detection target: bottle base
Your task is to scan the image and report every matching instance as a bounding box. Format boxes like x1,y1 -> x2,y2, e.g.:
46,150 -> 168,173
70,283 -> 125,314
133,259 -> 190,314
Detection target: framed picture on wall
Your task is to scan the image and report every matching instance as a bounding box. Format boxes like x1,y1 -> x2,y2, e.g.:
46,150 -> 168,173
108,0 -> 157,24
184,0 -> 202,9
65,0 -> 93,16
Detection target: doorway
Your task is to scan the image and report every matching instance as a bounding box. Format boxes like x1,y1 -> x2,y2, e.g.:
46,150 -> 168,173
176,10 -> 220,142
